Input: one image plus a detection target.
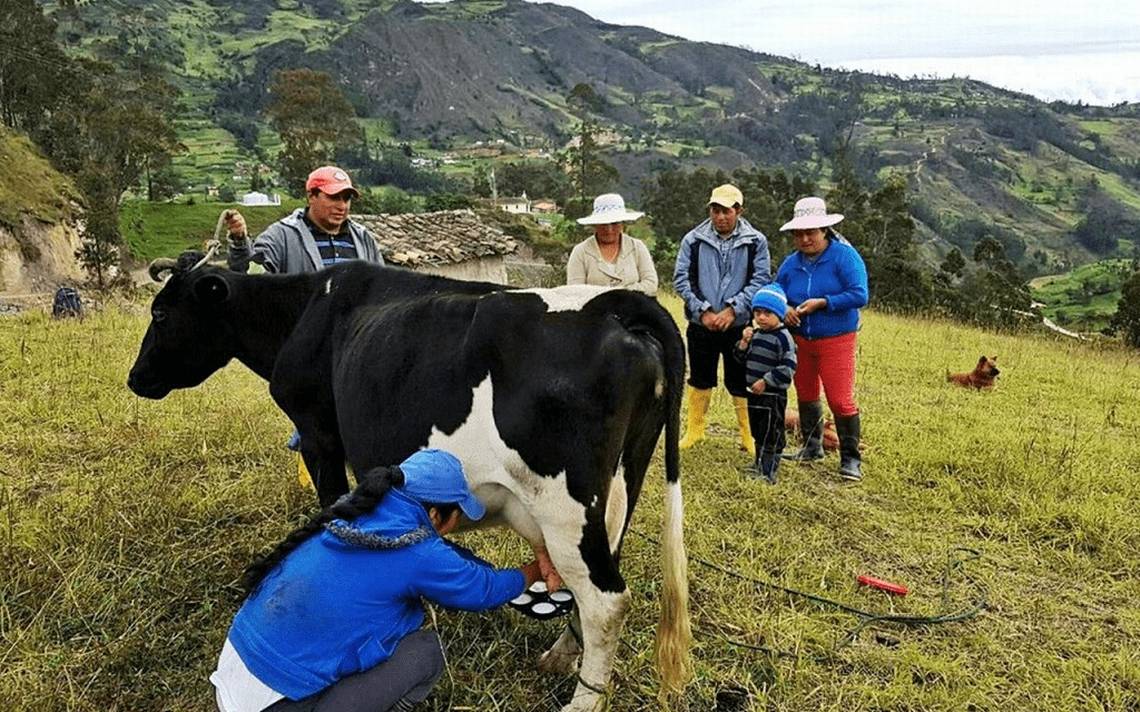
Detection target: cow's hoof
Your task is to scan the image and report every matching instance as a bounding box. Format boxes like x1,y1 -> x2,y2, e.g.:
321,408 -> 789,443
557,695 -> 605,712
538,648 -> 580,675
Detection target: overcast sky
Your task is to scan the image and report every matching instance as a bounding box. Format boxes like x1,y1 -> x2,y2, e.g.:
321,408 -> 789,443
532,0 -> 1140,105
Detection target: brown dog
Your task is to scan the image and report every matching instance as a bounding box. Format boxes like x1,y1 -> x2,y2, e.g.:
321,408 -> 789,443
947,355 -> 1000,389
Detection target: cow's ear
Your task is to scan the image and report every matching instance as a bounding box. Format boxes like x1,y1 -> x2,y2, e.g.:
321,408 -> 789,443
193,274 -> 231,306
978,355 -> 987,363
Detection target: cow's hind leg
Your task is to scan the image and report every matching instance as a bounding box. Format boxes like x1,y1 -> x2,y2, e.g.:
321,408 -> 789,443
541,511 -> 630,712
540,465 -> 630,677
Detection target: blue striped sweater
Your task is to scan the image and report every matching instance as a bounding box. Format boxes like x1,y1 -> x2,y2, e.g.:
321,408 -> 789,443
733,326 -> 797,391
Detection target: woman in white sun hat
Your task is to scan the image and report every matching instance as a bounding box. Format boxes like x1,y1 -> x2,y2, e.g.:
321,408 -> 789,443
566,193 -> 658,296
775,196 -> 869,482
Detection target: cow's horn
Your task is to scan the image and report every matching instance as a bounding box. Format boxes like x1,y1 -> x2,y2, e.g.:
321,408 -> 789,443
148,258 -> 179,282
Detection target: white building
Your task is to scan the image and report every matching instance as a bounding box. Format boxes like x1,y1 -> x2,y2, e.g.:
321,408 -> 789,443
240,192 -> 281,206
498,191 -> 529,214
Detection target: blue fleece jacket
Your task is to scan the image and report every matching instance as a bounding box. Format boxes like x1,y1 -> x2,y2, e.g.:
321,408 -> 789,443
227,488 -> 525,701
673,217 -> 771,327
775,238 -> 869,339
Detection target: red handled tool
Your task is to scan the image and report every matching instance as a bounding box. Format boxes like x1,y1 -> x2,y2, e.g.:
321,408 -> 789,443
857,574 -> 909,596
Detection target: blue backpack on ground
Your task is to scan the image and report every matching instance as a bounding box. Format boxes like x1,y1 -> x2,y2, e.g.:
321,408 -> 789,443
52,286 -> 83,319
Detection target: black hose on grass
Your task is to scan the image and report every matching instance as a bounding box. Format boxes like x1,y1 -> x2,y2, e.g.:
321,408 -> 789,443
629,528 -> 987,654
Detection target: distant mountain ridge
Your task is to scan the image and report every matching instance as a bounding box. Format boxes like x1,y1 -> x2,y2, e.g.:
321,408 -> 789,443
46,0 -> 1140,273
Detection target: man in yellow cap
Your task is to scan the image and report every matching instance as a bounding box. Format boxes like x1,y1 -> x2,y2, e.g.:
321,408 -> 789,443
672,184 -> 772,456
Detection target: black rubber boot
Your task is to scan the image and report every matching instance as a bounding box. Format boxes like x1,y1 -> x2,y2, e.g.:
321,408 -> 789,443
836,413 -> 863,481
783,400 -> 825,461
760,453 -> 779,485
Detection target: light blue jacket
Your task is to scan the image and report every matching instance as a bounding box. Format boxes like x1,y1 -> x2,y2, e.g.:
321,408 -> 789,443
228,488 -> 524,701
227,209 -> 384,273
775,237 -> 869,339
672,217 -> 771,327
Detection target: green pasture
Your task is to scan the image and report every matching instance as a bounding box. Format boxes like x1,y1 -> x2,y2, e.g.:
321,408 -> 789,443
166,0 -> 229,80
423,0 -> 506,19
1030,259 -> 1132,331
120,199 -> 304,262
1,297 -> 1139,710
1001,140 -> 1140,219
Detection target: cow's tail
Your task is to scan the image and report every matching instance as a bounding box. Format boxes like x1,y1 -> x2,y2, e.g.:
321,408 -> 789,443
590,291 -> 692,697
647,300 -> 693,699
656,316 -> 688,701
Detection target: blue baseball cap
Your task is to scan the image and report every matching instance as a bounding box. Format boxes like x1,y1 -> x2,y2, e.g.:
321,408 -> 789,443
398,449 -> 485,521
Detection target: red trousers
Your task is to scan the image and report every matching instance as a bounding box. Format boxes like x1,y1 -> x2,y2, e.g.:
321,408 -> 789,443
792,332 -> 859,417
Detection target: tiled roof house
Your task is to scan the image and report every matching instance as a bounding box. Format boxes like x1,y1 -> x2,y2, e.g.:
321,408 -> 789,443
353,209 -> 518,284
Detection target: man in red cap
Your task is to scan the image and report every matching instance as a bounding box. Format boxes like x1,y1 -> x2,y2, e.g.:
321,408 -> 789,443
225,165 -> 384,273
224,166 -> 385,489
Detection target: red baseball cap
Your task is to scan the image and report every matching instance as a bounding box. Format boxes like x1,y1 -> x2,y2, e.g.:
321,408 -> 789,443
305,166 -> 358,197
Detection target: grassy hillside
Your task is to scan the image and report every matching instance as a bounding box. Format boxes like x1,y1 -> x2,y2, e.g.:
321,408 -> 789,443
0,125 -> 81,231
2,295 -> 1138,710
44,0 -> 1140,275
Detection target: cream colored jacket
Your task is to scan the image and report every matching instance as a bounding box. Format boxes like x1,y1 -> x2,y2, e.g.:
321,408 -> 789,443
565,234 -> 658,297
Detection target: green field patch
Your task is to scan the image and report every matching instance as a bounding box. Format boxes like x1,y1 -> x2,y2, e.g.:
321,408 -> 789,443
166,0 -> 228,79
1079,119 -> 1124,138
421,0 -> 506,19
358,117 -> 396,143
638,39 -> 681,54
1095,171 -> 1140,214
703,85 -> 734,102
497,84 -> 575,123
171,120 -> 249,189
1031,259 -> 1133,331
119,198 -> 304,261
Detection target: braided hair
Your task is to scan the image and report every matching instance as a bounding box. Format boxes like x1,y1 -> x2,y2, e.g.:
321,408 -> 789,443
241,466 -> 405,596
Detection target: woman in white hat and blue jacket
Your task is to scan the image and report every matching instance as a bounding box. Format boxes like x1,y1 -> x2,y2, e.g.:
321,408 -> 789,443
775,197 -> 869,481
210,449 -> 543,712
566,193 -> 658,296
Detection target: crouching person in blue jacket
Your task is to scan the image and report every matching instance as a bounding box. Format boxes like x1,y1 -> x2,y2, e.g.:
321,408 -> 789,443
211,449 -> 543,712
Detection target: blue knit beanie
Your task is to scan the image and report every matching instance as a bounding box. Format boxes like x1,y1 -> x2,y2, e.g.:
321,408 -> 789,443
751,284 -> 788,319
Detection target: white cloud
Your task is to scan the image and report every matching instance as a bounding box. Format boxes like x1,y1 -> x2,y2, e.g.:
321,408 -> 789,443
833,52 -> 1140,105
519,0 -> 1140,105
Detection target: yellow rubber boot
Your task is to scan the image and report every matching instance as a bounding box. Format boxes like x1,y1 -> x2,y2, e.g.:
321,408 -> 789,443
679,387 -> 712,449
733,396 -> 756,457
297,452 -> 315,491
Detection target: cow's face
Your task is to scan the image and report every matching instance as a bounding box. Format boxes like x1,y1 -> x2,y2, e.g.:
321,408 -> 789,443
127,271 -> 236,399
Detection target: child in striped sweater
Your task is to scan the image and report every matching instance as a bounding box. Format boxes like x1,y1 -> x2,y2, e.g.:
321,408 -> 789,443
733,284 -> 797,483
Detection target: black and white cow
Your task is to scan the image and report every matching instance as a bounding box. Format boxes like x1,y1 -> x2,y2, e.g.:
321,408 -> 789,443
128,257 -> 692,710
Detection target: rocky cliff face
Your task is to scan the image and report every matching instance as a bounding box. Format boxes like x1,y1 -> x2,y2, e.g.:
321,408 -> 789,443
0,127 -> 85,294
0,215 -> 84,294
